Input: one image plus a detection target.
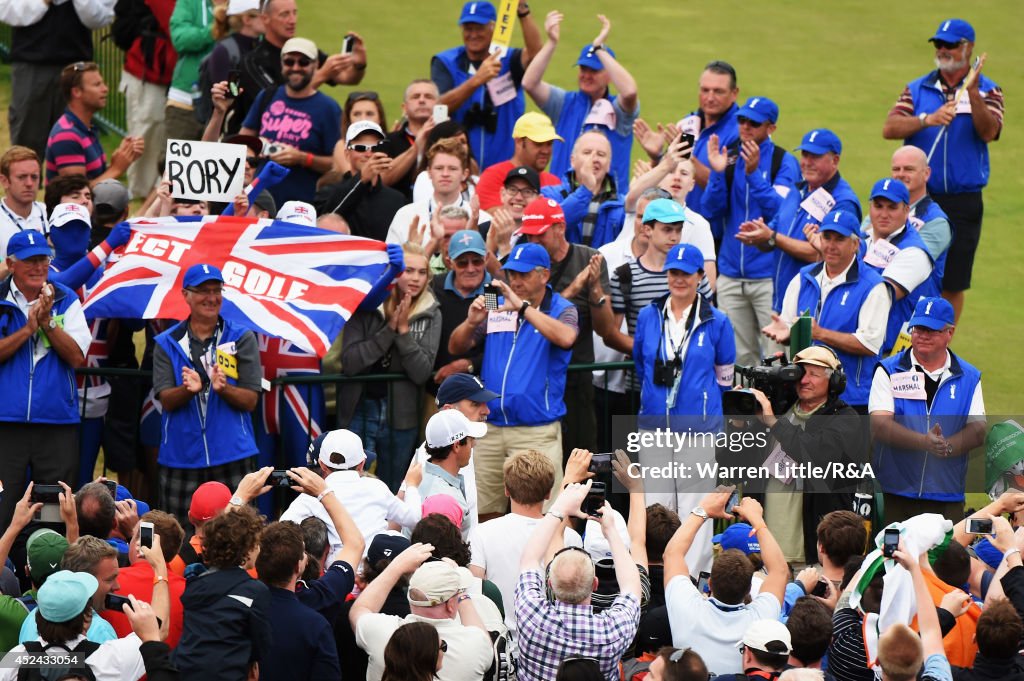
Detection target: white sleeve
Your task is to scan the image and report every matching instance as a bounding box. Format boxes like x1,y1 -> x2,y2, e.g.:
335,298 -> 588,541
779,275 -> 801,323
853,282 -> 892,355
107,633 -> 147,680
468,524 -> 486,569
563,528 -> 583,547
664,575 -> 702,639
280,496 -> 314,525
73,0 -> 116,29
968,382 -> 986,422
684,211 -> 717,261
412,172 -> 432,203
60,298 -> 93,355
882,247 -> 932,296
0,0 -> 49,26
385,206 -> 412,245
385,486 -> 422,528
867,365 -> 895,414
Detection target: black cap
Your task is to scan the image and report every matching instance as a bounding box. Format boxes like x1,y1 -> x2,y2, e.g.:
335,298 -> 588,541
367,532 -> 411,565
504,166 -> 541,193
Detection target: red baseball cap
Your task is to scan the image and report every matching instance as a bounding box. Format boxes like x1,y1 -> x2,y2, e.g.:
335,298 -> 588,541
189,481 -> 232,523
518,197 -> 565,235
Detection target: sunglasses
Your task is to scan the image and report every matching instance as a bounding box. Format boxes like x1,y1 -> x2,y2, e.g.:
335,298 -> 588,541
932,39 -> 964,50
347,143 -> 379,152
282,56 -> 313,68
245,156 -> 258,166
347,91 -> 380,104
737,116 -> 765,128
439,640 -> 448,653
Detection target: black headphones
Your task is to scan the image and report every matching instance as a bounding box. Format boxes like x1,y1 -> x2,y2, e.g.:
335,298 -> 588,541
796,345 -> 847,397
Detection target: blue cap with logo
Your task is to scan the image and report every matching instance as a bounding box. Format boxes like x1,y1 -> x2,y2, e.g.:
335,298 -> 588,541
6,229 -> 52,259
436,373 -> 500,406
819,209 -> 860,238
458,1 -> 496,25
712,523 -> 761,554
930,18 -> 974,44
737,96 -> 779,125
502,242 -> 550,272
448,230 -> 487,259
870,178 -> 910,204
908,296 -> 955,331
183,263 -> 224,288
575,44 -> 617,70
796,128 -> 842,155
642,198 -> 687,225
663,243 -> 705,274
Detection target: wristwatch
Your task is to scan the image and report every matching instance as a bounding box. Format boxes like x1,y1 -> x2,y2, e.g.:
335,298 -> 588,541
466,362 -> 474,374
590,295 -> 606,307
918,112 -> 929,127
546,510 -> 565,522
229,495 -> 245,507
766,231 -> 777,250
690,506 -> 708,520
47,318 -> 57,330
517,3 -> 530,17
519,300 -> 531,315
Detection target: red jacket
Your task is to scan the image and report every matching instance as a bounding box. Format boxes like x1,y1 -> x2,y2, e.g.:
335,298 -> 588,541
123,0 -> 178,86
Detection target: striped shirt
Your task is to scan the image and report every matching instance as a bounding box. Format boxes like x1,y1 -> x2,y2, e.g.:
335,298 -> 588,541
827,608 -> 876,681
515,568 -> 640,681
889,78 -> 1004,125
45,109 -> 107,182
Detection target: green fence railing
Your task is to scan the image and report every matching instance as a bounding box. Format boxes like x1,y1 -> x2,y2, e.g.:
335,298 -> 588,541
0,23 -> 128,137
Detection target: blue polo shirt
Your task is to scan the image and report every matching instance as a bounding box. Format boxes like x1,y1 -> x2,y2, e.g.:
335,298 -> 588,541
443,270 -> 491,299
260,587 -> 340,681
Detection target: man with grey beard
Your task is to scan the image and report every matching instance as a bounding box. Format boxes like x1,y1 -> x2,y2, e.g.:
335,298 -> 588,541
882,18 -> 1004,325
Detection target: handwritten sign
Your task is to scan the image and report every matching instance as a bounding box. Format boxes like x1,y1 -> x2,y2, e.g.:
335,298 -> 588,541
165,139 -> 245,203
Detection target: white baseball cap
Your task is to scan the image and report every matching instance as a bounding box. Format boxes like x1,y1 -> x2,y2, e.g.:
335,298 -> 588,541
49,202 -> 91,229
345,120 -> 386,144
313,429 -> 367,470
425,409 -> 486,448
277,200 -> 317,227
227,0 -> 259,16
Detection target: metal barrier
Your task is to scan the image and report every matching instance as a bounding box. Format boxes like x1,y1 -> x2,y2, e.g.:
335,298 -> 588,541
0,23 -> 128,137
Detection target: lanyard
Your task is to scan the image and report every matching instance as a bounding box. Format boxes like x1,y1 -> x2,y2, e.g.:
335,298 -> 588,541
660,300 -> 700,408
0,200 -> 44,233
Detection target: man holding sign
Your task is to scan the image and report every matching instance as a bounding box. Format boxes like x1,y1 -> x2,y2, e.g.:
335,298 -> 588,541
152,263 -> 262,524
431,1 -> 542,169
869,296 -> 985,524
240,38 -> 341,205
882,19 -> 1004,324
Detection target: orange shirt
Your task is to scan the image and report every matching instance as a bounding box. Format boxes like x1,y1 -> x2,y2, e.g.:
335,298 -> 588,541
103,561 -> 187,648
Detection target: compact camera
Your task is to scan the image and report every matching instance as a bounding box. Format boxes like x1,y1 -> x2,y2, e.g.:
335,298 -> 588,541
652,357 -> 681,387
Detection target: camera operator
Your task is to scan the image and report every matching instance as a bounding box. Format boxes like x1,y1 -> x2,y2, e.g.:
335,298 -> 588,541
745,346 -> 864,565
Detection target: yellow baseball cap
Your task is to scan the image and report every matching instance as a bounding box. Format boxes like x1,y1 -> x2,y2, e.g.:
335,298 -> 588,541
512,112 -> 563,143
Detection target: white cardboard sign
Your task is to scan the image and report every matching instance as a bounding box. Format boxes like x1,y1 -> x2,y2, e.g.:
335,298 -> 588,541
165,139 -> 246,203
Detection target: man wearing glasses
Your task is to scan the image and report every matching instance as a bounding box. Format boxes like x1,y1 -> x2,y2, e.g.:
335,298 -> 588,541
700,96 -> 800,367
869,296 -> 985,525
152,264 -> 262,524
882,19 -> 1004,325
240,38 -> 342,204
315,121 -> 406,242
0,229 -> 90,530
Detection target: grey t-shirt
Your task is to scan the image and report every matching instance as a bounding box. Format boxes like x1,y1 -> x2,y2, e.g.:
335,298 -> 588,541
548,242 -> 611,364
153,322 -> 263,398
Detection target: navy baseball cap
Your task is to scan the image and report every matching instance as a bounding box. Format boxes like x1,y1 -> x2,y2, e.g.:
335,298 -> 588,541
736,96 -> 779,125
908,296 -> 955,331
796,129 -> 842,155
818,209 -> 860,238
448,230 -> 487,259
368,531 -> 411,565
6,229 -> 52,259
663,243 -> 704,274
575,44 -> 616,70
712,523 -> 761,554
183,264 -> 224,288
458,1 -> 496,24
436,373 -> 499,406
870,178 -> 910,204
504,166 -> 541,193
642,198 -> 687,225
930,18 -> 974,44
503,242 -> 550,272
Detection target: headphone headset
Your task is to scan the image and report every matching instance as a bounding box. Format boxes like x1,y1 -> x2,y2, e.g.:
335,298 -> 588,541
796,345 -> 846,397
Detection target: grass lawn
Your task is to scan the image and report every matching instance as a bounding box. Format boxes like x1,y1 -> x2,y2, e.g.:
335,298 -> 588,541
2,1 -> 1022,497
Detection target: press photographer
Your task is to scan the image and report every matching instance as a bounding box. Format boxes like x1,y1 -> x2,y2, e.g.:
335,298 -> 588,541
743,345 -> 865,564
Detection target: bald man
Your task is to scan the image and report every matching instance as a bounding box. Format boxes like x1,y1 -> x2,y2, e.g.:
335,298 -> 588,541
888,146 -> 951,261
541,130 -> 625,249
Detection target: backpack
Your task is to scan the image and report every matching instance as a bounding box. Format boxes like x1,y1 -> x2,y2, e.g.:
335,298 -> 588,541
724,144 -> 788,193
193,35 -> 243,125
613,260 -> 633,313
110,0 -> 158,53
16,639 -> 101,681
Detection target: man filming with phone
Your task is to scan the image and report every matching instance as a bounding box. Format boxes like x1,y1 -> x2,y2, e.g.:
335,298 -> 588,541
743,345 -> 865,564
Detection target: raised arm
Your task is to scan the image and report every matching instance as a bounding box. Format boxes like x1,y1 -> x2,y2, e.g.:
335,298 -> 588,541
521,10 -> 561,107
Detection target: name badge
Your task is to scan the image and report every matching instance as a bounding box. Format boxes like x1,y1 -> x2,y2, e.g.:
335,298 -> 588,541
216,342 -> 239,379
864,238 -> 901,269
908,215 -> 924,230
799,187 -> 836,222
890,370 -> 927,400
486,310 -> 517,334
678,114 -> 702,137
486,72 -> 517,107
953,89 -> 987,115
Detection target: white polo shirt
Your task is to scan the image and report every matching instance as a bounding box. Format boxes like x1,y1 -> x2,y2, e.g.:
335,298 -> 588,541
355,612 -> 493,681
0,634 -> 146,681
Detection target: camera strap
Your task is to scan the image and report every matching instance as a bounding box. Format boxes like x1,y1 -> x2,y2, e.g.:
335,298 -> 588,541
660,300 -> 700,408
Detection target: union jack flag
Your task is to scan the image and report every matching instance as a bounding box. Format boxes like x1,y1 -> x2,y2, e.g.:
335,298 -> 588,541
256,333 -> 323,437
82,216 -> 401,357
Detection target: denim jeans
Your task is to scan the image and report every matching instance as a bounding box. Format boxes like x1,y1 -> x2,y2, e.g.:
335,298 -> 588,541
348,397 -> 417,492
